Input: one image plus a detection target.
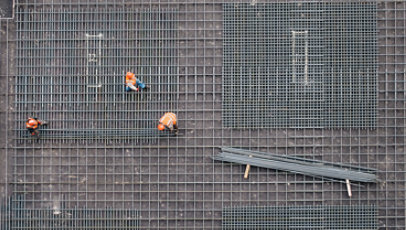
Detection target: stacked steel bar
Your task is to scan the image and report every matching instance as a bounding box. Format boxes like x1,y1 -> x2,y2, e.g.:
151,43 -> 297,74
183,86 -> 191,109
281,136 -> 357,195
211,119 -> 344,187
223,205 -> 378,230
214,148 -> 378,183
15,7 -> 179,143
19,129 -> 175,139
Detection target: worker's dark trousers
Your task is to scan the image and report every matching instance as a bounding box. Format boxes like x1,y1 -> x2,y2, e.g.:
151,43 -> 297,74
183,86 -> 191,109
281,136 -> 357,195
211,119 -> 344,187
27,128 -> 39,137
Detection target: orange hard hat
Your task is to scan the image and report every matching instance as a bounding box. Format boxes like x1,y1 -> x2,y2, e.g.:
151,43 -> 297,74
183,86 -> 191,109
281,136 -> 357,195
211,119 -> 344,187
157,123 -> 165,131
28,119 -> 37,126
126,72 -> 135,78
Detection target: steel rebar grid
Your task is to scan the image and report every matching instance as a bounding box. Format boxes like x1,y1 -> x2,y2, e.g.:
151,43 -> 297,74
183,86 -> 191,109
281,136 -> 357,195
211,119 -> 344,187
0,11 -> 13,229
14,7 -> 179,144
0,195 -> 139,229
222,205 -> 378,229
3,0 -> 405,229
222,2 -> 377,128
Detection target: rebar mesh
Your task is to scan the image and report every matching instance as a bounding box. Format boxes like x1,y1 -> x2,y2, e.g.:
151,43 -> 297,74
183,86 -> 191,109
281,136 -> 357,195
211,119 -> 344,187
0,195 -> 139,229
1,0 -> 405,229
15,7 -> 179,143
222,2 -> 377,128
222,205 -> 378,229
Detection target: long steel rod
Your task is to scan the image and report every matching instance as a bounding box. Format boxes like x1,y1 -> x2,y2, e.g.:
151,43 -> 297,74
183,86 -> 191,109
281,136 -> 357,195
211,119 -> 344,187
221,147 -> 378,172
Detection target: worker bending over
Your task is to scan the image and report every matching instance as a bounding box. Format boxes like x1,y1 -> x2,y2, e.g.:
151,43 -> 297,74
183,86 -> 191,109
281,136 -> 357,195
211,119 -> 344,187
158,112 -> 178,134
26,117 -> 48,138
125,72 -> 149,92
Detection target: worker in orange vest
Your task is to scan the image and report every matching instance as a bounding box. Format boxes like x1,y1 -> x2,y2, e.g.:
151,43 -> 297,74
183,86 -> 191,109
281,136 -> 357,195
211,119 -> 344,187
158,112 -> 178,134
26,117 -> 48,138
125,72 -> 150,92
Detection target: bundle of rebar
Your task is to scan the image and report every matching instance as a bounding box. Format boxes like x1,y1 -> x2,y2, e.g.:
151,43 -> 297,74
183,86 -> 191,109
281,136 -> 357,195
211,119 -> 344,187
213,148 -> 378,183
19,129 -> 174,138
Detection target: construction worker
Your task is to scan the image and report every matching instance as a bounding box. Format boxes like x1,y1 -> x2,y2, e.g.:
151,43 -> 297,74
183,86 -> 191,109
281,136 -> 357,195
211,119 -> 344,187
158,112 -> 178,134
125,72 -> 150,92
26,117 -> 48,138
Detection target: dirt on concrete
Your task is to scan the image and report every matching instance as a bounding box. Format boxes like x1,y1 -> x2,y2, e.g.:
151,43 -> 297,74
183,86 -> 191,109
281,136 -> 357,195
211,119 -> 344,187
0,0 -> 12,19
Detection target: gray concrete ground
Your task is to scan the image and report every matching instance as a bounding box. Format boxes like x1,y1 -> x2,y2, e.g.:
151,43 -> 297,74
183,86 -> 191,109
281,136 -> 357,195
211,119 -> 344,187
0,0 -> 12,18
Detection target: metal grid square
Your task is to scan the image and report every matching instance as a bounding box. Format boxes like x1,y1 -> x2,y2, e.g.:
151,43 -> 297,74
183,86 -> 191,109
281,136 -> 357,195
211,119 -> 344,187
222,2 -> 377,128
14,7 -> 179,143
0,195 -> 139,229
222,205 -> 378,229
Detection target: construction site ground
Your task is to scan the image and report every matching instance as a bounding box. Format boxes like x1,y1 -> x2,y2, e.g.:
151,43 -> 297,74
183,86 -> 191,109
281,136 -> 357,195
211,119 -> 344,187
0,0 -> 405,229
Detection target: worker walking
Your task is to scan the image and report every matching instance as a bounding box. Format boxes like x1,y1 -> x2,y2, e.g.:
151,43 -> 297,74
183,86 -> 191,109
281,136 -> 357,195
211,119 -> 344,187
26,117 -> 48,138
158,112 -> 178,134
125,72 -> 150,92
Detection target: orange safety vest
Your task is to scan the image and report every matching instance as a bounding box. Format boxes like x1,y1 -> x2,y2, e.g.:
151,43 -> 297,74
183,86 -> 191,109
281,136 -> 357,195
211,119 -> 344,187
26,118 -> 39,129
126,72 -> 137,86
159,112 -> 177,129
